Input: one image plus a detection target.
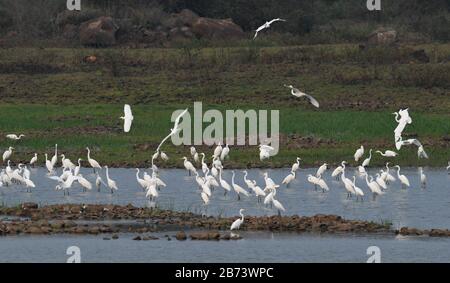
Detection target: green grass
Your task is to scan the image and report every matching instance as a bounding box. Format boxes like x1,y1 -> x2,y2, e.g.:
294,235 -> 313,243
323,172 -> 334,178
0,103 -> 448,168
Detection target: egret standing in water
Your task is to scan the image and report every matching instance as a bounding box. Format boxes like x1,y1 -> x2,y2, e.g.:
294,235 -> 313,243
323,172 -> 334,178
291,157 -> 301,174
181,157 -> 196,176
284,84 -> 320,108
120,104 -> 134,133
104,166 -> 118,193
352,176 -> 364,201
419,167 -> 427,188
230,209 -> 245,230
316,163 -> 327,177
282,171 -> 296,187
51,144 -> 58,168
361,149 -> 373,167
394,165 -> 410,189
231,171 -> 249,200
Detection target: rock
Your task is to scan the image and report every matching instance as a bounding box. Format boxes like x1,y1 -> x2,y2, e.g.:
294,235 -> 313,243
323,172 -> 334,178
55,10 -> 102,28
176,231 -> 187,241
21,202 -> 38,210
429,229 -> 448,237
176,9 -> 199,27
27,226 -> 42,234
133,235 -> 142,241
112,234 -> 119,240
411,49 -> 430,63
367,28 -> 397,46
103,237 -> 111,240
191,17 -> 244,40
79,16 -> 119,46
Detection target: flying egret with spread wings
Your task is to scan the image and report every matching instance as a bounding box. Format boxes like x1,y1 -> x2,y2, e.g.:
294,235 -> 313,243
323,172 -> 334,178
120,104 -> 134,133
253,18 -> 286,39
284,85 -> 320,108
156,108 -> 188,152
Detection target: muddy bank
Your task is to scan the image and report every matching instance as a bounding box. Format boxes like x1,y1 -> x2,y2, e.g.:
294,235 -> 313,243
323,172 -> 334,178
0,203 -> 449,238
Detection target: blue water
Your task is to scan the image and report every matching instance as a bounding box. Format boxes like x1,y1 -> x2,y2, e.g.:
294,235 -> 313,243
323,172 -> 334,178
1,167 -> 449,230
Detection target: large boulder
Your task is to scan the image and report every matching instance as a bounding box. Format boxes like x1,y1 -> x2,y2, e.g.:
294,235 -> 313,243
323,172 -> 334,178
192,17 -> 244,40
79,16 -> 119,46
367,28 -> 397,46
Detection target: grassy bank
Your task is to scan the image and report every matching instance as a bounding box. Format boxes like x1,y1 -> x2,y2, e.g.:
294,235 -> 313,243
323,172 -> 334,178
0,104 -> 448,168
0,44 -> 448,168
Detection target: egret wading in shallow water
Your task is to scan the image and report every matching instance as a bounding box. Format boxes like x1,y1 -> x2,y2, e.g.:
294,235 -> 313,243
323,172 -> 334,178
2,147 -> 14,162
376,150 -> 398,158
316,163 -> 327,177
282,171 -> 295,187
316,177 -> 329,193
354,145 -> 364,162
51,144 -> 58,168
6,134 -> 25,140
419,167 -> 427,188
76,174 -> 92,192
218,166 -> 231,196
86,147 -> 101,173
104,166 -> 118,193
230,209 -> 245,230
352,176 -> 364,201
44,153 -> 54,174
447,162 -> 450,173
182,157 -> 196,176
365,174 -> 383,201
394,165 -> 410,189
284,84 -> 320,108
135,168 -> 147,191
231,171 -> 249,200
95,172 -> 106,192
331,161 -> 346,180
74,159 -> 82,177
361,149 -> 372,167
271,189 -> 286,216
250,180 -> 266,203
253,18 -> 286,39
120,104 -> 134,133
307,174 -> 320,191
291,157 -> 301,174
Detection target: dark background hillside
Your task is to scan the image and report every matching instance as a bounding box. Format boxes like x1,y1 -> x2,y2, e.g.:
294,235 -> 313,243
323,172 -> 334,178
0,0 -> 449,46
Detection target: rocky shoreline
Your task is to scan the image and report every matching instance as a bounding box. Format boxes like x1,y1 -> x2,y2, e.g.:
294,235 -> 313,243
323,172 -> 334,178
1,203 -> 450,240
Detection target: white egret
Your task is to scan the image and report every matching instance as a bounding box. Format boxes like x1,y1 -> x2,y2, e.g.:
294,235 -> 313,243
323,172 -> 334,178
60,154 -> 76,170
271,189 -> 286,216
242,170 -> 254,189
259,144 -> 274,161
375,173 -> 387,190
200,191 -> 209,206
354,145 -> 364,162
419,167 -> 426,188
120,104 -> 134,133
316,163 -> 327,177
86,147 -> 101,173
365,174 -> 383,200
104,166 -> 118,193
74,158 -> 82,177
135,168 -> 147,191
45,153 -> 54,173
213,143 -> 223,159
307,174 -> 320,190
231,171 -> 249,200
49,172 -> 76,196
250,180 -> 266,202
200,153 -> 208,174
376,150 -> 398,158
160,151 -> 169,161
30,153 -> 38,167
263,172 -> 279,190
253,18 -> 286,39
95,172 -> 106,192
394,165 -> 410,189
352,176 -> 364,201
317,177 -> 329,193
282,171 -> 295,187
51,144 -> 58,167
156,108 -> 188,152
22,165 -> 31,180
220,144 -> 230,160
447,162 -> 450,172
341,164 -> 356,198
291,157 -> 301,173
284,84 -> 320,108
2,146 -> 14,162
361,149 -> 372,167
218,166 -> 232,195
181,157 -> 196,176
385,163 -> 396,183
76,174 -> 92,192
6,134 -> 25,140
331,161 -> 346,180
230,209 -> 245,230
